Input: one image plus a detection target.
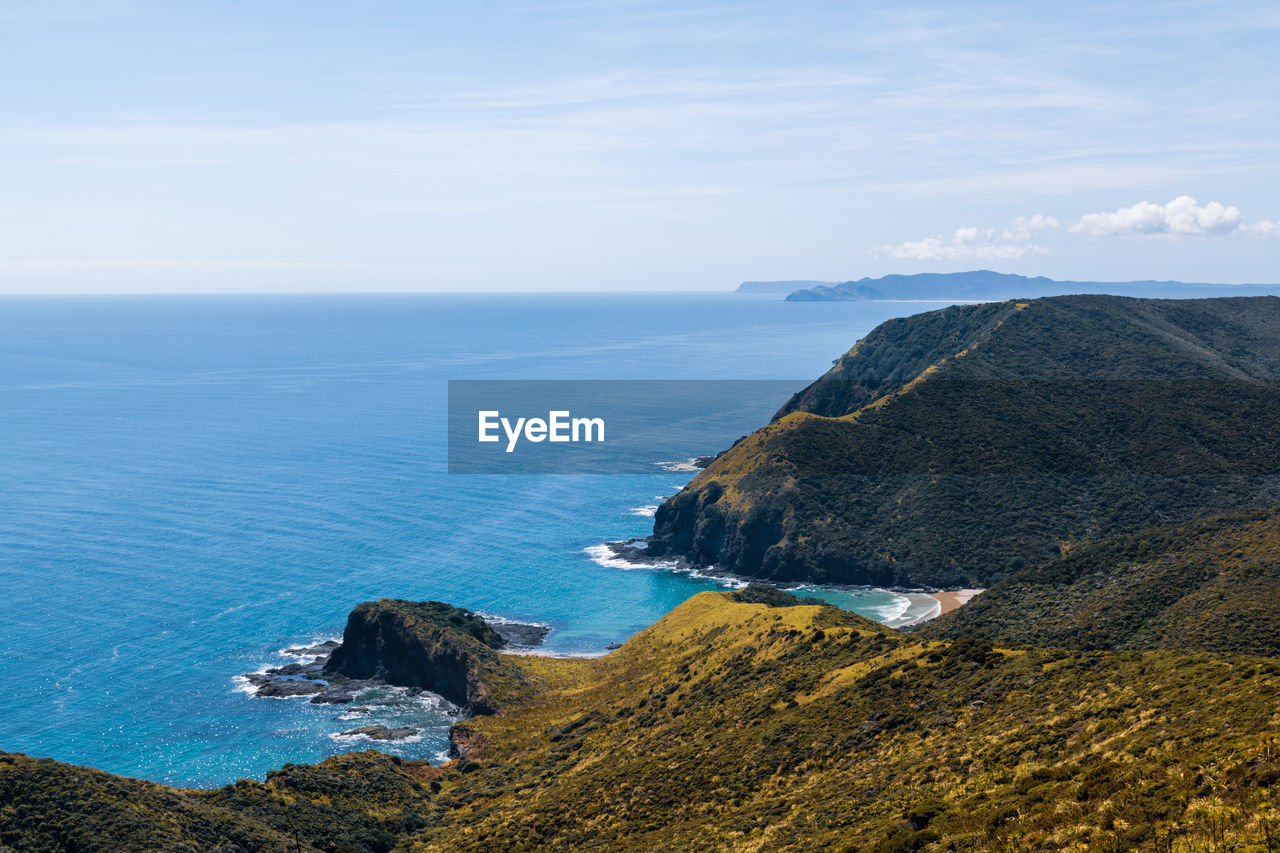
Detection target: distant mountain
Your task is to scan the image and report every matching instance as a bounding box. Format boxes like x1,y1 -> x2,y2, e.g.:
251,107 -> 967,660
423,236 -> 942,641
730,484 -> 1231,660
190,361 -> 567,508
649,294 -> 1280,587
785,270 -> 1280,301
736,279 -> 835,294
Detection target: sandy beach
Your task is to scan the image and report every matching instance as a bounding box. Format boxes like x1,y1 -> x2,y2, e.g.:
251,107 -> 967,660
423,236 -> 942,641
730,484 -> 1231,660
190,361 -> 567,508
930,588 -> 984,615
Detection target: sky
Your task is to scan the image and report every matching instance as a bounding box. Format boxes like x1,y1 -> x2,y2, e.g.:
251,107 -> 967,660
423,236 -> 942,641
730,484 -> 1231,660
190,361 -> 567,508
1,0 -> 1278,293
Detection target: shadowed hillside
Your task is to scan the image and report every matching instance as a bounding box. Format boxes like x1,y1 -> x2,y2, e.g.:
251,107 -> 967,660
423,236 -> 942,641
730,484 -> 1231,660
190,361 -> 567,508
920,508 -> 1280,654
650,295 -> 1280,587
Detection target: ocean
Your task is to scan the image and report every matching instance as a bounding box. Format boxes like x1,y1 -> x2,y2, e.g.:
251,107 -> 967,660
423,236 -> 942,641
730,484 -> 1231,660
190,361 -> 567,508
0,292 -> 948,787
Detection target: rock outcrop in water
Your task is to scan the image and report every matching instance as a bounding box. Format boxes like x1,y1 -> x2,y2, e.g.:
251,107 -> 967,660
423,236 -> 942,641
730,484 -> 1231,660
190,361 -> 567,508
241,602 -> 547,712
338,724 -> 420,741
322,599 -> 534,715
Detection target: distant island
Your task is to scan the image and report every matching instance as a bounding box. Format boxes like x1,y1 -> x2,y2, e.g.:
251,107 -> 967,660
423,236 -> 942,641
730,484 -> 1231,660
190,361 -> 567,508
735,279 -> 836,295
730,270 -> 1280,301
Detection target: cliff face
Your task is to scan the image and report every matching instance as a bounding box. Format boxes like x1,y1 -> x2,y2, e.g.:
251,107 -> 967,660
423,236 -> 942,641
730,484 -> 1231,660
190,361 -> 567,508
650,295 -> 1280,587
323,599 -> 520,714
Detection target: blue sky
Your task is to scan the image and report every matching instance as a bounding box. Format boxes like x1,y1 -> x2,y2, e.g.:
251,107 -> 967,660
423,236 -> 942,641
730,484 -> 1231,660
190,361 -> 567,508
1,0 -> 1277,292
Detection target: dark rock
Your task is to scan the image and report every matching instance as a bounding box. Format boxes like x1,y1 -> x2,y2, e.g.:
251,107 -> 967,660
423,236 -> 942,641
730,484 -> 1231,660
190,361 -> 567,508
450,722 -> 486,758
283,640 -> 339,656
309,688 -> 355,705
731,584 -> 824,608
322,599 -> 518,714
340,725 -> 419,741
490,621 -> 550,646
605,643 -> 623,650
602,538 -> 688,570
254,679 -> 325,698
692,455 -> 719,469
265,662 -> 325,678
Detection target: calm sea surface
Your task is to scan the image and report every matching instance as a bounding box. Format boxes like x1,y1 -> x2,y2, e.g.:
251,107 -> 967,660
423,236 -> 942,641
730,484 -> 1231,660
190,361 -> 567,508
0,293 -> 948,786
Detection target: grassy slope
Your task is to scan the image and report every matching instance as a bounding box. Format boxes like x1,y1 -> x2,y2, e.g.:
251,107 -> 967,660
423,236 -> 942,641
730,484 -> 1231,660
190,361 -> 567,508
410,591 -> 1280,853
920,508 -> 1280,655
652,295 -> 1280,586
0,749 -> 445,853
6,591 -> 1280,852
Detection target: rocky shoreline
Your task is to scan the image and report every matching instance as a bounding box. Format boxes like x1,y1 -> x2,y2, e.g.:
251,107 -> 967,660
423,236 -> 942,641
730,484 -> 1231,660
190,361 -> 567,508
600,537 -> 981,628
603,537 -> 692,571
241,609 -> 551,742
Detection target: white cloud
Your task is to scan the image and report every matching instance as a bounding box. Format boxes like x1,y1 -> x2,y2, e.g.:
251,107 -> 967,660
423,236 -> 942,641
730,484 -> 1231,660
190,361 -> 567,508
881,215 -> 1055,260
883,197 -> 1279,263
1242,219 -> 1280,236
1071,195 -> 1243,238
1003,214 -> 1059,242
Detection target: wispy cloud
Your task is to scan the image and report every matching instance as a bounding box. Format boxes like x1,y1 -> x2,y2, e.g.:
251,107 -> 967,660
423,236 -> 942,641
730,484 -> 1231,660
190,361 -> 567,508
884,196 -> 1279,262
881,214 -> 1057,260
1243,219 -> 1280,236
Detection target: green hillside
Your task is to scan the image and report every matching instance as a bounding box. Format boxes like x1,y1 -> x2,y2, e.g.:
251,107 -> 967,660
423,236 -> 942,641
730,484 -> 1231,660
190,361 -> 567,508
4,590 -> 1280,852
650,295 -> 1280,587
920,508 -> 1280,654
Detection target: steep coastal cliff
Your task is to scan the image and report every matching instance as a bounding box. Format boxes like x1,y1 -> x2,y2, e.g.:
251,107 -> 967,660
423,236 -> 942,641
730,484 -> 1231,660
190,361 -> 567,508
322,599 -> 535,714
650,295 -> 1280,586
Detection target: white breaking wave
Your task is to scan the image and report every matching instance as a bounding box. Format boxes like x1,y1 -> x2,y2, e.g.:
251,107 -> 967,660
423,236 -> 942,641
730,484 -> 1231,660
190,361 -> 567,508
687,567 -> 749,589
884,594 -> 943,628
502,646 -> 611,659
477,612 -> 551,630
870,593 -> 912,624
230,674 -> 258,696
910,598 -> 943,625
337,710 -> 372,721
277,637 -> 341,660
329,731 -> 423,745
628,505 -> 659,517
584,544 -> 745,589
583,543 -> 680,571
654,459 -> 700,472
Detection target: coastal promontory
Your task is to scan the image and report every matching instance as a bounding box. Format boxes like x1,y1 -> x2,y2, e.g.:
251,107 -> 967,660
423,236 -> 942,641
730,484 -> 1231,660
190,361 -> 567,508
321,599 -> 537,715
649,294 -> 1280,587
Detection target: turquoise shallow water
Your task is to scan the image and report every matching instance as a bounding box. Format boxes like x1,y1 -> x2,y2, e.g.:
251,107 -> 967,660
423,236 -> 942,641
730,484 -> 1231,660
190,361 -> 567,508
0,293 -> 945,787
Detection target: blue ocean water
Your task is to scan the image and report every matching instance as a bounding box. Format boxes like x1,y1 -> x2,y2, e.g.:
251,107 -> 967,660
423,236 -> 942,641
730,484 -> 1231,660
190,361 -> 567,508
0,293 -> 948,787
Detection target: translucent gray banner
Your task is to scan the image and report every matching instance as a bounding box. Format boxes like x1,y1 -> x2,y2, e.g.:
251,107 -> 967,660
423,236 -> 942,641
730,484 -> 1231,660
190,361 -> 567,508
447,380 -> 808,474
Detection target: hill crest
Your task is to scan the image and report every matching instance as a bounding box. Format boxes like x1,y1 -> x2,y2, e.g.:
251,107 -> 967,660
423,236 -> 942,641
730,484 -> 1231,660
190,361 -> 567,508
650,295 -> 1280,586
